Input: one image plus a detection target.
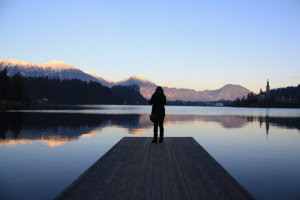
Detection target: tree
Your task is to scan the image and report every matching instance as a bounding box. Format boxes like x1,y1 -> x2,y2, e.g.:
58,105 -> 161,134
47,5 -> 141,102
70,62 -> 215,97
0,68 -> 9,100
10,72 -> 24,101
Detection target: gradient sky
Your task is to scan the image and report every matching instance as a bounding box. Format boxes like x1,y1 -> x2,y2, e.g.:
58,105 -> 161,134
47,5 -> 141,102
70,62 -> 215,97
1,0 -> 299,92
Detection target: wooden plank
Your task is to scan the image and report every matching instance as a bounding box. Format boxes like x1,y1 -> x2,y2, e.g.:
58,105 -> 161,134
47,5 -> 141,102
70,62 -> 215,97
170,138 -> 211,200
141,138 -> 155,200
122,138 -> 149,200
167,138 -> 192,200
55,138 -> 127,200
55,137 -> 254,200
159,142 -> 172,200
130,138 -> 153,200
181,137 -> 253,200
107,137 -> 143,199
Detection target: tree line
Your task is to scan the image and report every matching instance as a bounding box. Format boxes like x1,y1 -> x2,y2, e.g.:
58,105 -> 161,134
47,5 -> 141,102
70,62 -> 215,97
233,85 -> 300,108
0,69 -> 148,108
0,69 -> 24,102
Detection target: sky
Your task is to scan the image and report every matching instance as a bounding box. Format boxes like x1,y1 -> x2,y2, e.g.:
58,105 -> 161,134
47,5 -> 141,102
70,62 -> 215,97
0,0 -> 300,92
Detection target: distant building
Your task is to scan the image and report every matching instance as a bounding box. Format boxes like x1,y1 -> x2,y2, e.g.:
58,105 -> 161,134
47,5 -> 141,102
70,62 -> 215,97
266,79 -> 270,99
253,79 -> 299,107
258,80 -> 270,101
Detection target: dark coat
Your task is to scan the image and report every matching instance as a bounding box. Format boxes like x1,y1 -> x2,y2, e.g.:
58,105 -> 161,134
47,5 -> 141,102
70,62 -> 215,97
149,91 -> 166,120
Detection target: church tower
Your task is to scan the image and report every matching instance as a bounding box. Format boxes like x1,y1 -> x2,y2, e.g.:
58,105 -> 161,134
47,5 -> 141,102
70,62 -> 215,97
266,79 -> 270,99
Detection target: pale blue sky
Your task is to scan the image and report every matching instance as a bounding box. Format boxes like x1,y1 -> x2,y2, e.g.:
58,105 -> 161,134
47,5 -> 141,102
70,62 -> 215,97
1,0 -> 300,92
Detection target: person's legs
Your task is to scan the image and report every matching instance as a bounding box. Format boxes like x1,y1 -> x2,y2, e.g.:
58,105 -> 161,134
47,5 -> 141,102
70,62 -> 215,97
153,121 -> 158,143
159,119 -> 164,142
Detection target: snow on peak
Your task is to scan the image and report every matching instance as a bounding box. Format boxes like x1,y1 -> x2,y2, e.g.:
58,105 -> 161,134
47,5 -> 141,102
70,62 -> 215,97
0,58 -> 76,71
118,75 -> 156,87
124,75 -> 152,83
0,58 -> 38,67
43,60 -> 75,70
45,60 -> 69,65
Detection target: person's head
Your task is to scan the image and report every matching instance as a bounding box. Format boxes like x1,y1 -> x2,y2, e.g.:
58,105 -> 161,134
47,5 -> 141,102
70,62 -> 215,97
155,86 -> 164,94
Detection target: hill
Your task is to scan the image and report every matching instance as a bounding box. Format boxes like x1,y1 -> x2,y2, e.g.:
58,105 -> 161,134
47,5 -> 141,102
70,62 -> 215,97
0,69 -> 147,107
233,84 -> 300,108
140,84 -> 250,101
0,58 -> 250,101
0,58 -> 112,86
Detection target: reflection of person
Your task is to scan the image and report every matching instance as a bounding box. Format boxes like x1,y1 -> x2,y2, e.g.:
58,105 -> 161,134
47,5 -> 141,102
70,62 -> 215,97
149,86 -> 166,143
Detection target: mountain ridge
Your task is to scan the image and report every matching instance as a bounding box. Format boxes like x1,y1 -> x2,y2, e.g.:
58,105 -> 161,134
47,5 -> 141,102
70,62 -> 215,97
117,75 -> 156,87
0,58 -> 250,101
0,58 -> 100,83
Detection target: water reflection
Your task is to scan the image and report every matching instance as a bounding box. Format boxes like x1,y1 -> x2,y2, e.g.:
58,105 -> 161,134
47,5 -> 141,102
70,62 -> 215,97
0,112 -> 150,147
0,112 -> 299,147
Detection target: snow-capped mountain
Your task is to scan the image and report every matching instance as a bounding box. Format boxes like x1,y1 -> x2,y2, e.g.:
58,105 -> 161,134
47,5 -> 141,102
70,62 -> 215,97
117,75 -> 156,87
0,58 -> 250,101
0,58 -> 102,83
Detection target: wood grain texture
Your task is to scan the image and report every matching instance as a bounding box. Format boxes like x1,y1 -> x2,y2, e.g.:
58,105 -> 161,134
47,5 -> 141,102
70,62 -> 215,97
55,137 -> 254,200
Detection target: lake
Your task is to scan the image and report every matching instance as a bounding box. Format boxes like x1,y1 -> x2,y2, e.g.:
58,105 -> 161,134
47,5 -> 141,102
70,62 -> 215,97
1,105 -> 300,200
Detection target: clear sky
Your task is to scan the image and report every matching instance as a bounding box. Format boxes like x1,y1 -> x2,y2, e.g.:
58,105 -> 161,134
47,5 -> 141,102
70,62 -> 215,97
1,0 -> 299,92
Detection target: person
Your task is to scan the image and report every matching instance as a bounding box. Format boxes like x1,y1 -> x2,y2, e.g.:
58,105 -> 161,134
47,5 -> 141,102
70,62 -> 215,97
149,86 -> 166,143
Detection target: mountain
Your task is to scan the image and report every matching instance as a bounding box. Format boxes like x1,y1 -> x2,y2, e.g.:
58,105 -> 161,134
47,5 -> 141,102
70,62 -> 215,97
117,75 -> 156,87
0,58 -> 250,101
140,84 -> 250,101
84,71 -> 115,87
0,58 -> 105,84
207,84 -> 250,101
114,75 -> 244,101
113,75 -> 249,101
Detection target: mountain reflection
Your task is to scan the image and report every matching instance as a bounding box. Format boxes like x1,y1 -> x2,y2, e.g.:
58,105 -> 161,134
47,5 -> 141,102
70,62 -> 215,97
0,112 -> 299,147
0,112 -> 149,147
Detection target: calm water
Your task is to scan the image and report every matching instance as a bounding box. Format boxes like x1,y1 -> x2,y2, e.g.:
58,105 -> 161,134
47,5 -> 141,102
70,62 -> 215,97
1,105 -> 300,200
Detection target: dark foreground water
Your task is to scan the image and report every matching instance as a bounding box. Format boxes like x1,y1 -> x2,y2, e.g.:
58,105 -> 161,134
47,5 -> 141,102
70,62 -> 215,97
0,105 -> 300,200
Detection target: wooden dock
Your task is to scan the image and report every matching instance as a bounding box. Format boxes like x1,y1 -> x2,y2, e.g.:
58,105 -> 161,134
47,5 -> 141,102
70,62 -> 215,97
55,137 -> 254,200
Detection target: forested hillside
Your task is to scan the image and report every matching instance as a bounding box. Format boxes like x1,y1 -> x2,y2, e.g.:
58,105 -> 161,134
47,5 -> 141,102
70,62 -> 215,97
0,69 -> 147,107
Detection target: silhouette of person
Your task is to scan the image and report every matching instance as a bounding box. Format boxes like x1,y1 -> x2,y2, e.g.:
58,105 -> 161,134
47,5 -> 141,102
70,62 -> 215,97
149,86 -> 166,143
